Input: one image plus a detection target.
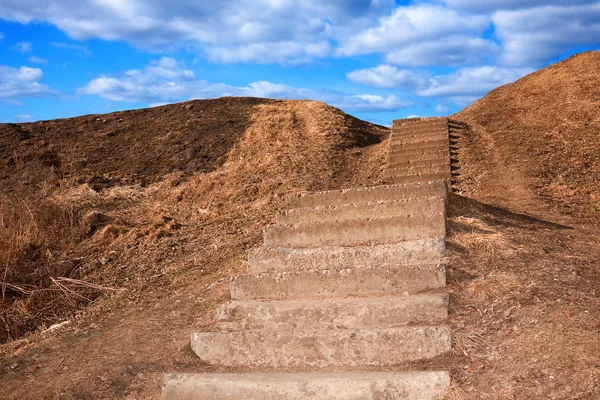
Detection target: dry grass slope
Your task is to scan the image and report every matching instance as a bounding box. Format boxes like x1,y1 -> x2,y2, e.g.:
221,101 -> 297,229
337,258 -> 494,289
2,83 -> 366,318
454,51 -> 600,218
0,97 -> 389,399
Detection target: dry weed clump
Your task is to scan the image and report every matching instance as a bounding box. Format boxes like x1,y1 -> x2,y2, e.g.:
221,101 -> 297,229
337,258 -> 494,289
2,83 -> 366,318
0,194 -> 99,342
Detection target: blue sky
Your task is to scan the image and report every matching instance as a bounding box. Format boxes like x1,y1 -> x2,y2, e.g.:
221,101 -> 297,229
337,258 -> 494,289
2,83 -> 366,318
1,1 -> 599,126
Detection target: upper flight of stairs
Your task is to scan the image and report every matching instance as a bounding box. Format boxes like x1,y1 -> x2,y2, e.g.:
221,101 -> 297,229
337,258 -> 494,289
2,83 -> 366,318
163,117 -> 453,399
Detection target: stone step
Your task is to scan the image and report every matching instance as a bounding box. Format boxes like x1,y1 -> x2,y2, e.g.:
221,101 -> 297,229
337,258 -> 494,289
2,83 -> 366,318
389,142 -> 448,153
276,196 -> 445,225
247,239 -> 445,274
383,173 -> 449,185
394,130 -> 447,138
394,131 -> 447,138
390,138 -> 448,147
384,165 -> 450,179
231,263 -> 445,300
163,371 -> 450,400
286,181 -> 446,210
216,293 -> 449,331
386,153 -> 448,165
387,158 -> 449,169
394,118 -> 447,129
190,326 -> 452,368
391,133 -> 448,143
263,213 -> 446,248
389,148 -> 448,159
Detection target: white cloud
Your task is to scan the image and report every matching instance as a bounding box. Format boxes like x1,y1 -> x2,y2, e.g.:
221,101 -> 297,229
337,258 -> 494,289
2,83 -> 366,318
338,5 -> 490,56
417,66 -> 533,99
205,41 -> 332,64
435,104 -> 450,113
347,63 -> 533,105
347,65 -> 427,89
494,3 -> 600,66
384,35 -> 498,67
77,57 -> 412,113
443,0 -> 598,13
0,0 -> 395,64
1,0 -> 599,71
15,114 -> 34,122
13,40 -> 32,53
28,56 -> 48,65
0,65 -> 56,99
51,41 -> 91,56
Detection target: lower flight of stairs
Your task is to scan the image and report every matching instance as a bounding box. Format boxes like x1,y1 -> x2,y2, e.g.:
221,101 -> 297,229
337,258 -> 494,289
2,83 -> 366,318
163,117 -> 453,399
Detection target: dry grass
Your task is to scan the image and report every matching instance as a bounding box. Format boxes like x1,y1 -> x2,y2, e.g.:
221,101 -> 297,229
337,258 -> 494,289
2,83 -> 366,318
0,194 -> 101,342
0,98 -> 389,399
444,193 -> 600,399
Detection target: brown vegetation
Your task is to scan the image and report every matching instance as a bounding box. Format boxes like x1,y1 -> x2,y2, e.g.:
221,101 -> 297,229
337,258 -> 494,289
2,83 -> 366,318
0,98 -> 388,398
444,51 -> 600,399
453,51 -> 600,218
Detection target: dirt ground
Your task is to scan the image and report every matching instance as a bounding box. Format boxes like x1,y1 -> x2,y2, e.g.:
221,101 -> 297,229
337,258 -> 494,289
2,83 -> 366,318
1,52 -> 600,399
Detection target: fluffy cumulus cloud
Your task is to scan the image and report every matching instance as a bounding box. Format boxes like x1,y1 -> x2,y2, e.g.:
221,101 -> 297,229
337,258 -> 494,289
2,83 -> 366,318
416,66 -> 533,102
0,65 -> 56,100
384,35 -> 498,67
205,41 -> 332,65
0,0 -> 394,64
78,57 -> 412,113
443,0 -> 599,13
2,0 -> 600,118
338,5 -> 490,59
347,65 -> 427,90
347,64 -> 533,103
494,3 -> 600,66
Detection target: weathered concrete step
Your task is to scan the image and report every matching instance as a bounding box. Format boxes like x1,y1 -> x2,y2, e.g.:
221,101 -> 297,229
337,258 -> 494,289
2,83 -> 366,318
391,133 -> 448,143
264,213 -> 446,248
163,371 -> 450,400
392,139 -> 448,148
286,181 -> 446,209
394,118 -> 447,128
231,263 -> 445,300
383,172 -> 450,183
389,148 -> 448,159
395,129 -> 447,137
384,165 -> 450,179
277,196 -> 445,225
191,326 -> 452,368
390,141 -> 448,150
216,293 -> 449,331
247,239 -> 445,274
390,142 -> 448,152
387,153 -> 448,165
384,173 -> 449,185
387,158 -> 449,169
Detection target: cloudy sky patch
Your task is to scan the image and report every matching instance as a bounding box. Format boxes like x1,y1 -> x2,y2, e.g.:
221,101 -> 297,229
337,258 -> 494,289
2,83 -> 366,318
0,0 -> 598,123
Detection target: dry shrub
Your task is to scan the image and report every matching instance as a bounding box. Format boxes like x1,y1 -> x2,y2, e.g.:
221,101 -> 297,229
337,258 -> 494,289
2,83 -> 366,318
0,194 -> 96,342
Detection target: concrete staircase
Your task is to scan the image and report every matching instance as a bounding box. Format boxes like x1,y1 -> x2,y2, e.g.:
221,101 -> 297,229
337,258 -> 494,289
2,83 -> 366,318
163,117 -> 452,399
